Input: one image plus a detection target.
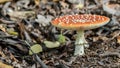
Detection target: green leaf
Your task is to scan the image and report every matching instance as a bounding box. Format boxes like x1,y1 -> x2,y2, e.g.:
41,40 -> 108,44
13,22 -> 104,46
44,41 -> 60,48
29,44 -> 42,55
58,34 -> 66,44
7,30 -> 18,36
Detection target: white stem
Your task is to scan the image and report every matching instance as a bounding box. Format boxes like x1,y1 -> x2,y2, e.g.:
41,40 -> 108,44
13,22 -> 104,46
74,30 -> 89,56
74,45 -> 84,55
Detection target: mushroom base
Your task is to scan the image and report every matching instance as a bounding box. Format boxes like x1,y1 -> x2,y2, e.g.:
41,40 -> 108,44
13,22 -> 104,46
74,30 -> 89,56
74,44 -> 84,55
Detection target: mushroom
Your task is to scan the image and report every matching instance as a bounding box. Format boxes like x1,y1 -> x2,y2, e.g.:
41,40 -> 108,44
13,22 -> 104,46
51,14 -> 110,55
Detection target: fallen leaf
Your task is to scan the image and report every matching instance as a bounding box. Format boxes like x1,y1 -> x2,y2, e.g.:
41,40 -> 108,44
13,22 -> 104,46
0,51 -> 6,57
100,51 -> 120,58
0,62 -> 13,68
111,30 -> 120,40
59,1 -> 69,8
35,15 -> 53,26
117,36 -> 120,44
34,0 -> 40,6
7,28 -> 18,36
40,0 -> 47,4
44,41 -> 60,48
16,0 -> 30,9
0,24 -> 6,32
53,0 -> 59,2
7,11 -> 35,21
93,37 -> 99,42
10,53 -> 18,62
75,3 -> 84,9
108,16 -> 120,26
0,0 -> 11,4
103,3 -> 120,16
58,34 -> 66,44
29,44 -> 42,55
68,0 -> 84,9
94,0 -> 109,5
68,0 -> 84,4
99,36 -> 109,41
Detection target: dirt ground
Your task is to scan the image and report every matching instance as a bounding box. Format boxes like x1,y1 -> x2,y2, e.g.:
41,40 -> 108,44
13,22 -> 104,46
0,0 -> 120,68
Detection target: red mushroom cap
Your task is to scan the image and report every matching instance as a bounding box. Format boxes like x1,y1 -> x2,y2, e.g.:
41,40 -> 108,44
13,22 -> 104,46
51,14 -> 110,30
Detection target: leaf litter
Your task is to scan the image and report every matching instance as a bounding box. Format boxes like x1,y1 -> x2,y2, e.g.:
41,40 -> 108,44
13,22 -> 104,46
0,0 -> 120,68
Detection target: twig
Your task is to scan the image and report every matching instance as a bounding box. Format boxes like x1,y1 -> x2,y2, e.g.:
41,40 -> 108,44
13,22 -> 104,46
35,54 -> 48,68
99,51 -> 120,58
59,62 -> 69,68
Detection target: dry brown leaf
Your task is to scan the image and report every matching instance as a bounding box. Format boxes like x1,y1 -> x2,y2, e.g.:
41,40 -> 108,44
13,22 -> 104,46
34,0 -> 40,6
59,1 -> 69,8
0,51 -> 6,57
93,36 -> 109,42
75,3 -> 84,9
0,62 -> 13,68
0,24 -> 6,32
53,0 -> 59,2
117,36 -> 120,44
68,0 -> 84,9
111,31 -> 120,40
94,0 -> 109,5
93,37 -> 99,42
0,0 -> 11,4
10,53 -> 18,62
100,36 -> 109,41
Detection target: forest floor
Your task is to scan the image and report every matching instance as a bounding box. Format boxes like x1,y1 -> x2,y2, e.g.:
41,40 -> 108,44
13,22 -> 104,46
0,0 -> 120,68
